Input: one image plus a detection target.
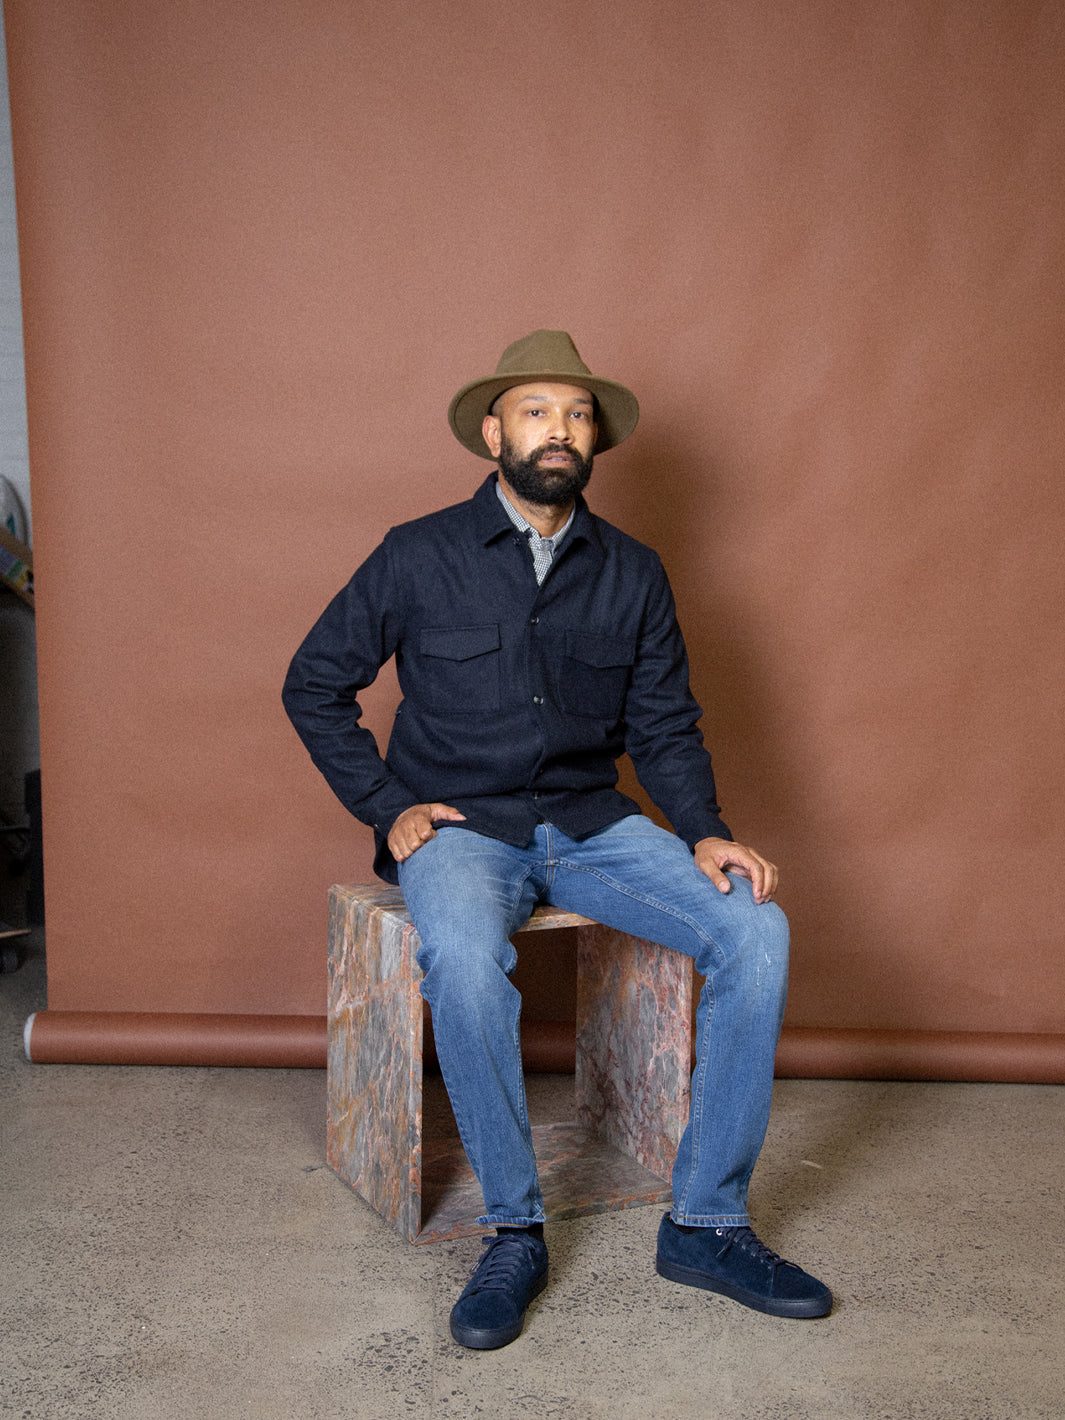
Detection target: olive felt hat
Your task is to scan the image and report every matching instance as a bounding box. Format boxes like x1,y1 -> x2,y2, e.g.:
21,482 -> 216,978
447,329 -> 640,459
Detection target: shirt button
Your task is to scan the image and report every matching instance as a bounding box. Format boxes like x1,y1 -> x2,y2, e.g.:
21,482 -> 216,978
529,615 -> 539,625
532,695 -> 543,705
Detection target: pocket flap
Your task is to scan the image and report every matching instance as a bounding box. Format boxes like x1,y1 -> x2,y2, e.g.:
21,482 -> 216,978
565,629 -> 636,668
420,623 -> 501,662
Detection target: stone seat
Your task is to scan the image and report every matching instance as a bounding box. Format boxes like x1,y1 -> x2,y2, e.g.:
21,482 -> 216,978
327,883 -> 694,1243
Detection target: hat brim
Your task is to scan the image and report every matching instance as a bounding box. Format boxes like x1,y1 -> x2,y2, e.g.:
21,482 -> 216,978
448,371 -> 639,459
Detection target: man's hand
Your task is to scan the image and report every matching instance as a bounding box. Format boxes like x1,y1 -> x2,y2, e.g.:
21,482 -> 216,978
388,803 -> 467,863
694,837 -> 779,904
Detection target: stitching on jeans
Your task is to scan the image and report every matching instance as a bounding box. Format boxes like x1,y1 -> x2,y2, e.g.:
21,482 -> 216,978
507,868 -> 538,935
678,973 -> 714,1215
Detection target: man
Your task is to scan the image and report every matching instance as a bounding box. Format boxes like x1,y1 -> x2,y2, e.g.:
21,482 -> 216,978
283,330 -> 832,1349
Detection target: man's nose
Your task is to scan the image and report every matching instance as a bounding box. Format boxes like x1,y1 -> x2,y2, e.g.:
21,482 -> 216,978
545,413 -> 572,442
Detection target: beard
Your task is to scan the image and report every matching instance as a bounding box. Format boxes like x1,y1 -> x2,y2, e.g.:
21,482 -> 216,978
497,431 -> 594,506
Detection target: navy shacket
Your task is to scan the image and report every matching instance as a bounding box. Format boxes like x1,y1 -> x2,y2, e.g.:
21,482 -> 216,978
282,473 -> 732,883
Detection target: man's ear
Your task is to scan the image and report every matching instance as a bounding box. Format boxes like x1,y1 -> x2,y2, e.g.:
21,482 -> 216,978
482,413 -> 502,459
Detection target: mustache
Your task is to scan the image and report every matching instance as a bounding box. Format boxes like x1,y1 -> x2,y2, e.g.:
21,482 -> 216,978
532,444 -> 576,463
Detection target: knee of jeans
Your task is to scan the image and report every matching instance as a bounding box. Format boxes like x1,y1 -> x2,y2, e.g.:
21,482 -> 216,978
708,896 -> 789,984
746,900 -> 789,989
416,931 -> 518,1002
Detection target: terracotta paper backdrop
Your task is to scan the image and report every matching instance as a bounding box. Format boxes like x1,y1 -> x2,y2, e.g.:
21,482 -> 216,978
6,1 -> 1063,1067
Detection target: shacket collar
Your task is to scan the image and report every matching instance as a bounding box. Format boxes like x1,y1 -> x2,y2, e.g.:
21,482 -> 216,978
469,473 -> 604,558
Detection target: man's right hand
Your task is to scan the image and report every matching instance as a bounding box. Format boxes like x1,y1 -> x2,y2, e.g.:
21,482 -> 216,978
387,803 -> 467,862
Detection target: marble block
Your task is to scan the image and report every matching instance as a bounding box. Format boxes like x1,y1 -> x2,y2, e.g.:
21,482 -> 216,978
576,925 -> 693,1184
327,883 -> 693,1243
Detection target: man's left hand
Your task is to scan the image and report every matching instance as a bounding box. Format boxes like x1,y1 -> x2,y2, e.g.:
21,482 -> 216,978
694,837 -> 779,904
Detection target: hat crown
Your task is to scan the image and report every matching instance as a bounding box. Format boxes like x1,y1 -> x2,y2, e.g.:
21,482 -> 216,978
494,329 -> 593,382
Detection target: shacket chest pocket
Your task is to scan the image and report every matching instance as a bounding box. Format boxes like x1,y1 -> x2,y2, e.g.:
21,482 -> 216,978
417,623 -> 502,713
559,628 -> 637,720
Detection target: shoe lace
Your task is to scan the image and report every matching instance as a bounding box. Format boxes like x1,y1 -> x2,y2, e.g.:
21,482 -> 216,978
717,1226 -> 784,1269
469,1233 -> 540,1293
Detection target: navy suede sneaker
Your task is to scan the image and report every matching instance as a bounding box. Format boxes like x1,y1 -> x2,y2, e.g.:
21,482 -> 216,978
449,1230 -> 549,1349
656,1215 -> 832,1318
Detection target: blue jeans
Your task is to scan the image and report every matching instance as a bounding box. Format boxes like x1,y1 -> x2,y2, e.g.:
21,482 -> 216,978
398,815 -> 789,1228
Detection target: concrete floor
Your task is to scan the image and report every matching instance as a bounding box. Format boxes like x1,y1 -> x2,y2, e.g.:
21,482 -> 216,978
2,929 -> 1063,1419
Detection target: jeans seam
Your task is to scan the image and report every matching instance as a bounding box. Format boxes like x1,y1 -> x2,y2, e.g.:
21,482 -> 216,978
506,868 -> 539,945
676,973 -> 713,1216
507,865 -> 539,1152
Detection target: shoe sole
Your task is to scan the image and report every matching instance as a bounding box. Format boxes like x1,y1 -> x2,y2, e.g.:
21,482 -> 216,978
449,1269 -> 549,1350
656,1256 -> 832,1319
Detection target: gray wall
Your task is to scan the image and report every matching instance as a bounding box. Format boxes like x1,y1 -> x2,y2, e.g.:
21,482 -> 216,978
0,5 -> 30,538
0,6 -> 35,841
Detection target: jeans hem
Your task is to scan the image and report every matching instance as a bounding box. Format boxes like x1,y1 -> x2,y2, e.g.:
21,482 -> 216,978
670,1211 -> 751,1228
478,1211 -> 548,1228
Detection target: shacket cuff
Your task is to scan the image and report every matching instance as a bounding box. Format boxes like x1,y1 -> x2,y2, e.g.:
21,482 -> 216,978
679,815 -> 734,852
358,780 -> 423,837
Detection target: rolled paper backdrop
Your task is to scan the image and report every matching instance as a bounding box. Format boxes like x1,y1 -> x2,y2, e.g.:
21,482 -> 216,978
24,1011 -> 327,1068
772,1029 -> 1065,1084
23,1012 -> 1064,1081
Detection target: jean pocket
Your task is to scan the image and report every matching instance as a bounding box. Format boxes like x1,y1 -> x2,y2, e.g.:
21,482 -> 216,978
418,623 -> 502,712
559,628 -> 636,720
